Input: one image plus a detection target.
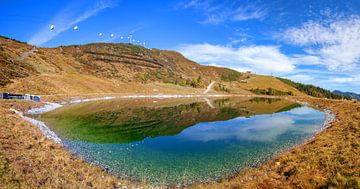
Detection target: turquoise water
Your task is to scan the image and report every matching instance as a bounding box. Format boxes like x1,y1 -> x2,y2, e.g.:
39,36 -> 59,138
39,97 -> 325,185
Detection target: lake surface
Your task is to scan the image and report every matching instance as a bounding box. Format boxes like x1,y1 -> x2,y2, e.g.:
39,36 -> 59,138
38,97 -> 325,185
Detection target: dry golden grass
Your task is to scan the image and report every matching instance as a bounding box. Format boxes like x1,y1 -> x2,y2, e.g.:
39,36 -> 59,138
234,74 -> 305,96
0,73 -> 211,95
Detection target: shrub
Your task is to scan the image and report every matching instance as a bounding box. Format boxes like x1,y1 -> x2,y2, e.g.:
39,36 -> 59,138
221,71 -> 241,82
137,72 -> 149,83
250,88 -> 293,96
215,83 -> 229,92
130,45 -> 142,54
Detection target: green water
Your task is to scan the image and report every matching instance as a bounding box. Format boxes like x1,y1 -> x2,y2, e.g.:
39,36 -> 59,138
39,97 -> 325,185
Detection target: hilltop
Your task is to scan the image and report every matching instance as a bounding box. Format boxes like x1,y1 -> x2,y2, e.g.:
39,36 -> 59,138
0,36 -> 302,96
334,90 -> 360,100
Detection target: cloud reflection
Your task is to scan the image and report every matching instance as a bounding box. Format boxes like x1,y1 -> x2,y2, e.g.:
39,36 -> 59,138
178,107 -> 324,142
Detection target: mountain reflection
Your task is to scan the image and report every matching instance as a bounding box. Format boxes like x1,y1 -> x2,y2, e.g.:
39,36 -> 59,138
40,97 -> 303,144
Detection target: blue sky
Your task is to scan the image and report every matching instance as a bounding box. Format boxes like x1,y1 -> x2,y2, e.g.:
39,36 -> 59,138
1,0 -> 360,93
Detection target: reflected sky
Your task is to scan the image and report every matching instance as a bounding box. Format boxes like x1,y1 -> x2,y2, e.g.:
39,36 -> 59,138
177,107 -> 324,142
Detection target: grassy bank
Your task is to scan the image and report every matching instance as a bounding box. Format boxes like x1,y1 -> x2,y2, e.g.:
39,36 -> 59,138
0,96 -> 359,188
194,98 -> 360,189
0,100 -> 139,189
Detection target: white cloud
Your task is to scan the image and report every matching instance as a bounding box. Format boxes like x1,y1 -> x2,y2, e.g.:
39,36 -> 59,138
180,0 -> 267,24
233,4 -> 267,21
178,43 -> 295,74
282,16 -> 360,71
202,14 -> 227,25
291,54 -> 323,66
181,0 -> 202,9
28,0 -> 117,46
287,74 -> 313,83
179,116 -> 295,142
330,76 -> 360,83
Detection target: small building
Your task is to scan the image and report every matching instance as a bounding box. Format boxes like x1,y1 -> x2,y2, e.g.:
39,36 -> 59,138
0,93 -> 40,102
24,94 -> 31,100
7,93 -> 25,100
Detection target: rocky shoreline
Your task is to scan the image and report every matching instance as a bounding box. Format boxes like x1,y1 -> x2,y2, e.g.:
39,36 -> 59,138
11,108 -> 62,144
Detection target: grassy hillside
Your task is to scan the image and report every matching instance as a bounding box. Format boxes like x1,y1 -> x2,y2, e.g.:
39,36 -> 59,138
0,36 -> 302,96
277,77 -> 350,100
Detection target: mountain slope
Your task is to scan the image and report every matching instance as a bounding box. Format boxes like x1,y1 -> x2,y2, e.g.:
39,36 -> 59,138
277,77 -> 350,100
0,36 -> 305,96
333,90 -> 360,100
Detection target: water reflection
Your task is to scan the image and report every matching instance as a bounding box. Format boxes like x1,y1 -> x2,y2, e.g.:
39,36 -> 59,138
41,97 -> 303,144
179,107 -> 323,142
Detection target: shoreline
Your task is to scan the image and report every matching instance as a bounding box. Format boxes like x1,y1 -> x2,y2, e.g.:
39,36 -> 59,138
0,99 -> 137,188
19,95 -> 336,145
294,100 -> 336,132
11,108 -> 62,144
195,98 -> 360,188
9,94 -> 339,188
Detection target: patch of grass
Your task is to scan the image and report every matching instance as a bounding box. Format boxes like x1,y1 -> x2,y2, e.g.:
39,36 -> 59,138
250,88 -> 293,96
324,174 -> 360,188
214,83 -> 230,93
249,97 -> 282,105
137,72 -> 150,83
221,71 -> 241,82
130,44 -> 143,54
0,35 -> 28,44
0,155 -> 7,178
